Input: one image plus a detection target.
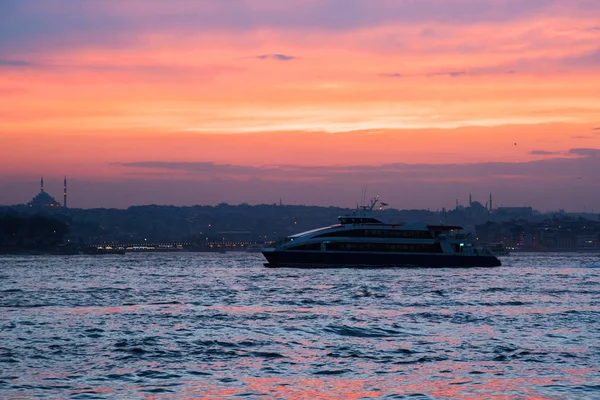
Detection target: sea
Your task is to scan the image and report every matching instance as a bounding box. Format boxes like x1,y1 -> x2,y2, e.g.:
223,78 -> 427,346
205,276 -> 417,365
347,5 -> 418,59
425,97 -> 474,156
0,253 -> 598,399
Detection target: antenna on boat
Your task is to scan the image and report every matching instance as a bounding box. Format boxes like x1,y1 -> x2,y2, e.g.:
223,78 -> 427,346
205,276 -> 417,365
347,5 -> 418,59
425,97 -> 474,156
379,199 -> 389,211
369,195 -> 379,211
360,186 -> 368,208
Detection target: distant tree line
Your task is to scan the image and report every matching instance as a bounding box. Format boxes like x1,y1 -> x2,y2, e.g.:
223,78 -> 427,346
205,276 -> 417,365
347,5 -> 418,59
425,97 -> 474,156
0,213 -> 69,249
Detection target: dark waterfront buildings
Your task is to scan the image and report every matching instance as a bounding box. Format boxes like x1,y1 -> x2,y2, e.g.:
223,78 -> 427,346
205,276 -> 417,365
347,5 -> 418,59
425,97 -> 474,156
476,217 -> 600,252
2,184 -> 599,251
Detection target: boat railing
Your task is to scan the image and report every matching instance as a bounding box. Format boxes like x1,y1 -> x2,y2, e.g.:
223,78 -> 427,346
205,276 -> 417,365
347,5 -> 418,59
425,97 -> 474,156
439,233 -> 470,240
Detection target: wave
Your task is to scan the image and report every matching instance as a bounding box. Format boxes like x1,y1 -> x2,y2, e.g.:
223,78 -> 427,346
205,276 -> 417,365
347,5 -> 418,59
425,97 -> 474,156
324,325 -> 409,338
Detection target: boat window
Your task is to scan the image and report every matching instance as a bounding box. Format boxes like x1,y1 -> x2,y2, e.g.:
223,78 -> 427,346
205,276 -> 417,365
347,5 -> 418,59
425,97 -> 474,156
326,242 -> 443,253
287,243 -> 322,251
339,217 -> 382,224
366,229 -> 432,239
316,229 -> 365,238
315,229 -> 432,239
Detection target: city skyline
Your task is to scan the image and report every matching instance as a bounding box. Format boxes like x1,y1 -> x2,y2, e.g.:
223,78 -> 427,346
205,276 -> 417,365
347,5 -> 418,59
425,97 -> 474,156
1,0 -> 599,209
2,174 -> 598,213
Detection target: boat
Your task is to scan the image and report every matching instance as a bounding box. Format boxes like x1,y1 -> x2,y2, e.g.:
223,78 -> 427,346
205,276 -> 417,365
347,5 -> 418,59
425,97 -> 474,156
262,198 -> 501,268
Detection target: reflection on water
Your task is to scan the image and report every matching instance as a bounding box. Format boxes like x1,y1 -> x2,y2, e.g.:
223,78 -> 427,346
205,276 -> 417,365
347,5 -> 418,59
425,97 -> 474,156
1,253 -> 599,398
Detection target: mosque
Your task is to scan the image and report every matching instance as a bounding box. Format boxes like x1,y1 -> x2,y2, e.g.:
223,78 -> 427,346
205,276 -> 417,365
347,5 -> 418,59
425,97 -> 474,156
455,193 -> 494,213
27,177 -> 67,208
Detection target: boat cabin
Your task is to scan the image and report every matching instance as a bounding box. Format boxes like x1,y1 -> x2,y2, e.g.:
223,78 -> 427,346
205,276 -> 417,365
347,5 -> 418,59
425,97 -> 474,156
338,216 -> 384,225
427,225 -> 464,238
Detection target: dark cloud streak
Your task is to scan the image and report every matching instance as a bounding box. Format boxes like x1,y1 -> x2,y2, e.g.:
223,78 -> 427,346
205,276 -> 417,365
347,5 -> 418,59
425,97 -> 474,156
0,59 -> 34,67
253,54 -> 298,61
568,148 -> 600,157
120,149 -> 600,183
378,73 -> 403,78
379,69 -> 518,78
0,58 -> 244,78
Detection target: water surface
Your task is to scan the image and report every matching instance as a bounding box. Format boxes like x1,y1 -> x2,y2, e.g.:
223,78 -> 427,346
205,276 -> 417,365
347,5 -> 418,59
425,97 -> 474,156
1,253 -> 599,399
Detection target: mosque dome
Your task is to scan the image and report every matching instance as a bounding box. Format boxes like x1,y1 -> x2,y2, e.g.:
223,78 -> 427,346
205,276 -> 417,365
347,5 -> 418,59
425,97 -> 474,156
26,177 -> 63,208
27,191 -> 62,208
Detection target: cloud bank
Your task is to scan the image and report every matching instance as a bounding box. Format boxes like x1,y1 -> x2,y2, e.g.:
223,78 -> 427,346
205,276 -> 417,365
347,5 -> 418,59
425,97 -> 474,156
120,148 -> 600,184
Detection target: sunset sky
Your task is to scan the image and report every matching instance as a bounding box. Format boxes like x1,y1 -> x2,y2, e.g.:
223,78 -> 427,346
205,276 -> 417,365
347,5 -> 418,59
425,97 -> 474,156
1,0 -> 599,210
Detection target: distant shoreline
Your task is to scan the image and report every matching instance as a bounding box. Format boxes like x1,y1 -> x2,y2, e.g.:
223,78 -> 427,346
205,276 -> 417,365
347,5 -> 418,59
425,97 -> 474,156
1,248 -> 599,256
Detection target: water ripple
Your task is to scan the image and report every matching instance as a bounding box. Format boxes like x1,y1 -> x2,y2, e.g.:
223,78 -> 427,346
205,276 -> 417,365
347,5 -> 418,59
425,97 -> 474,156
0,252 -> 599,398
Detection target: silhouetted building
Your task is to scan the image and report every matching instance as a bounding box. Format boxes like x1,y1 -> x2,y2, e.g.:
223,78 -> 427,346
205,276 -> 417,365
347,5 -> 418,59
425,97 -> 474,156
27,177 -> 62,208
63,177 -> 67,208
470,201 -> 488,215
497,207 -> 533,218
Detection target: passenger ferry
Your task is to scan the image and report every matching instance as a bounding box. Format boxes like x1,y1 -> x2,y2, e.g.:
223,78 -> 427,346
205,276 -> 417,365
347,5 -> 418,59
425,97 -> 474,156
262,198 -> 501,268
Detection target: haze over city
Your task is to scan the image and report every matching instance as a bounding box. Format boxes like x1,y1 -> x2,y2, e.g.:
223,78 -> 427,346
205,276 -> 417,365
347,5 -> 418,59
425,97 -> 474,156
1,0 -> 599,210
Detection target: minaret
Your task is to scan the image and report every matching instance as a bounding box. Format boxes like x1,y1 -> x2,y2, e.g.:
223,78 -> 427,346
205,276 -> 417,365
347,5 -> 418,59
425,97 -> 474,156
64,177 -> 67,208
40,177 -> 44,193
489,193 -> 492,212
469,193 -> 472,207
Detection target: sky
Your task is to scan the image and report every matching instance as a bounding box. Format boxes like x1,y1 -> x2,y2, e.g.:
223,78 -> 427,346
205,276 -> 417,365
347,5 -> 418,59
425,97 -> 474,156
1,0 -> 599,211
